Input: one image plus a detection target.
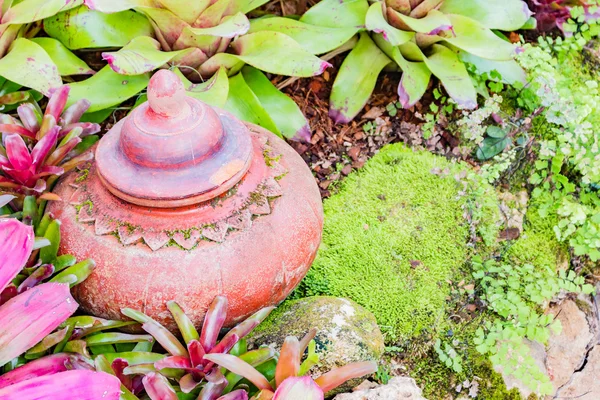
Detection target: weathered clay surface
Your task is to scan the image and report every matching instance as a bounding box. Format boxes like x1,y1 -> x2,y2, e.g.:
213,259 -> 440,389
333,377 -> 427,400
47,124 -> 323,332
247,296 -> 384,395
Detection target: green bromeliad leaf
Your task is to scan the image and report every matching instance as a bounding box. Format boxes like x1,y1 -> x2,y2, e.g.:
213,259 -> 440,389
329,32 -> 391,124
157,0 -> 211,24
387,8 -> 452,35
43,5 -> 154,50
174,66 -> 229,108
66,65 -> 149,112
224,73 -> 279,134
174,12 -> 250,54
443,14 -> 517,61
230,32 -> 330,77
249,17 -> 359,55
365,2 -> 414,46
421,44 -> 477,109
0,38 -> 61,96
30,38 -> 94,76
374,34 -> 430,109
102,37 -> 195,75
440,0 -> 532,31
459,51 -> 526,85
199,53 -> 245,77
82,0 -> 156,13
242,66 -> 310,141
300,0 -> 368,28
1,0 -> 82,24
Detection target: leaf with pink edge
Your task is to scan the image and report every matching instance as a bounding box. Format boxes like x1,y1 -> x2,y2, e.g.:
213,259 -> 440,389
421,44 -> 477,109
83,0 -> 156,13
1,0 -> 82,24
43,6 -> 153,50
273,376 -> 323,400
458,51 -> 527,85
30,38 -> 94,76
102,36 -> 194,75
0,218 -> 33,292
178,12 -> 250,50
373,34 -> 430,108
0,353 -> 93,389
275,337 -> 301,387
66,65 -> 150,113
218,389 -> 248,400
200,295 -> 228,353
314,361 -> 377,393
0,283 -> 78,367
241,66 -> 311,142
175,67 -> 229,108
365,2 -> 414,46
0,370 -> 121,400
329,32 -> 391,124
387,8 -> 452,35
440,0 -> 532,31
0,38 -> 61,96
300,0 -> 368,28
442,14 -> 518,61
230,31 -> 331,77
143,372 -> 178,400
224,72 -> 279,135
203,353 -> 273,391
248,17 -> 359,55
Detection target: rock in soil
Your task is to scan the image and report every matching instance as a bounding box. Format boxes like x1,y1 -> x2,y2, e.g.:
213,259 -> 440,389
246,296 -> 385,396
555,345 -> 600,399
333,377 -> 427,400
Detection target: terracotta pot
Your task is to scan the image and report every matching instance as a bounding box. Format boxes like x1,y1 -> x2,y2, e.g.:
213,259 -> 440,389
47,70 -> 323,332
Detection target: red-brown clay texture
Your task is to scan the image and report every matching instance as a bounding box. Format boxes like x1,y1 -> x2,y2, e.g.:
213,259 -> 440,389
47,124 -> 323,332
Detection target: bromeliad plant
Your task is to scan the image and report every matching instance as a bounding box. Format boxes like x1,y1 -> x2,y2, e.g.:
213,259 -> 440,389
204,331 -> 378,399
114,296 -> 377,399
42,0 -> 331,141
0,85 -> 99,199
253,0 -> 533,123
0,218 -> 122,399
114,295 -> 276,397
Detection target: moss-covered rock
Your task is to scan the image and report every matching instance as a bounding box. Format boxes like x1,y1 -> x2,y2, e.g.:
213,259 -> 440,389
294,144 -> 499,340
505,201 -> 569,271
247,296 -> 384,395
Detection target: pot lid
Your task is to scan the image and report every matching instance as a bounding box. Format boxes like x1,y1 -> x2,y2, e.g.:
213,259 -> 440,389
95,70 -> 253,208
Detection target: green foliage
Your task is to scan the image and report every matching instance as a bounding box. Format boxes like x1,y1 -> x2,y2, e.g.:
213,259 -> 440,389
515,38 -> 600,260
295,144 -> 499,339
470,256 -> 595,396
433,339 -> 463,374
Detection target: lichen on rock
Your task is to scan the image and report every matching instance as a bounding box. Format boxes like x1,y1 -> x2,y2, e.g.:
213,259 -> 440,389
247,296 -> 384,395
294,144 -> 500,340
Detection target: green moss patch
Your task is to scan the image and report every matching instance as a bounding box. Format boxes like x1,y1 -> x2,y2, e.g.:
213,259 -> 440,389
295,144 -> 499,340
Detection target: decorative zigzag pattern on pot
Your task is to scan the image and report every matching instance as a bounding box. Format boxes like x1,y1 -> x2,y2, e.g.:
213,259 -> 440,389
67,133 -> 287,251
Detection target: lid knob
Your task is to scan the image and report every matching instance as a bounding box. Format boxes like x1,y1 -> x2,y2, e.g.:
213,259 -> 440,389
95,70 -> 253,208
147,70 -> 190,118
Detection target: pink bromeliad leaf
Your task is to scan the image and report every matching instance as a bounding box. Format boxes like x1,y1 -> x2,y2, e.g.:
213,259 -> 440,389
273,376 -> 324,400
0,218 -> 34,293
0,353 -> 93,389
142,371 -> 179,400
0,370 -> 121,400
0,282 -> 78,367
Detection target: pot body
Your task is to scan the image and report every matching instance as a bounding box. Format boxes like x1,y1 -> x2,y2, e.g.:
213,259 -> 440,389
47,122 -> 323,331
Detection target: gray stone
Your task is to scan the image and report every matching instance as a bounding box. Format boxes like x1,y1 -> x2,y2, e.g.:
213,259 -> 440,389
247,296 -> 385,395
545,299 -> 594,392
333,377 -> 427,400
555,345 -> 600,400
